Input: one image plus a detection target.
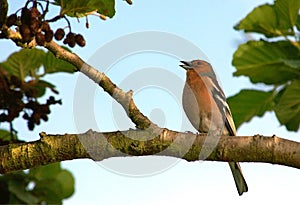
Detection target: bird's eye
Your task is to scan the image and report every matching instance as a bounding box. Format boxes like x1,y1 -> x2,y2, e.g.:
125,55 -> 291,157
196,61 -> 202,66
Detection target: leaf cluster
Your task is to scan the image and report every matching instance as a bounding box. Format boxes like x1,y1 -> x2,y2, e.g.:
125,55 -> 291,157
0,163 -> 74,204
228,0 -> 300,131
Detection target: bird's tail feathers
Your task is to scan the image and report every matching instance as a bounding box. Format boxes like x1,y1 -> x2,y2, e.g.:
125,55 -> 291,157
228,162 -> 248,196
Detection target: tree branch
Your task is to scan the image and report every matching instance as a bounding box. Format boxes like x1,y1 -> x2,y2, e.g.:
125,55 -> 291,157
44,41 -> 153,129
1,130 -> 300,174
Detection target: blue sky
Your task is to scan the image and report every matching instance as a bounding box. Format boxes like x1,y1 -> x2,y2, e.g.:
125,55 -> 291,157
1,0 -> 300,204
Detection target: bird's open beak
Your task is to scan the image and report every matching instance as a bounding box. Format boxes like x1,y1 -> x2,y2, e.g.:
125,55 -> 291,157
180,61 -> 192,70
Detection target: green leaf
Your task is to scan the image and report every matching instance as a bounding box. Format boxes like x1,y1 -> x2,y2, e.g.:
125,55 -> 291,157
29,163 -> 61,181
30,163 -> 74,201
55,0 -> 115,18
35,80 -> 59,97
43,50 -> 76,74
0,49 -> 45,80
7,194 -> 23,204
8,179 -> 40,204
275,0 -> 300,30
0,179 -> 9,204
33,179 -> 63,204
94,0 -> 115,18
275,80 -> 300,131
0,173 -> 28,204
234,4 -> 280,37
232,40 -> 300,84
227,89 -> 274,129
0,168 -> 73,204
0,129 -> 15,141
296,15 -> 300,31
234,0 -> 300,37
0,48 -> 76,80
56,170 -> 75,198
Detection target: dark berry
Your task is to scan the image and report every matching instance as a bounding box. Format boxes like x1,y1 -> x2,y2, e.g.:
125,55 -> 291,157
39,105 -> 51,114
30,7 -> 40,19
35,32 -> 45,46
32,112 -> 40,125
19,24 -> 32,42
23,113 -> 29,120
45,30 -> 54,42
7,109 -> 19,122
0,113 -> 7,122
47,96 -> 55,104
40,114 -> 48,122
66,32 -> 76,47
25,101 -> 36,109
63,37 -> 69,45
21,7 -> 31,25
66,32 -> 75,41
29,18 -> 41,34
24,86 -> 38,97
28,120 -> 34,130
13,90 -> 23,100
10,75 -> 22,87
6,14 -> 17,27
75,34 -> 86,47
45,106 -> 51,114
54,28 -> 65,40
41,21 -> 50,32
68,40 -> 76,48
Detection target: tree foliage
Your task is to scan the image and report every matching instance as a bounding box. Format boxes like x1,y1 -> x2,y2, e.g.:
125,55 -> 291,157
228,0 -> 300,131
0,163 -> 74,204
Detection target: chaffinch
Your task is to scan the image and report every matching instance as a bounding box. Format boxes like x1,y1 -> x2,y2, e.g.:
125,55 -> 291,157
180,59 -> 248,196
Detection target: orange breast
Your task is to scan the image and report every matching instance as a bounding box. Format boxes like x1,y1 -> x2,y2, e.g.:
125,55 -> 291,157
182,69 -> 224,132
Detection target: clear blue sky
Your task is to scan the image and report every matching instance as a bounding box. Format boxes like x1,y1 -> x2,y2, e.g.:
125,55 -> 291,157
1,0 -> 300,204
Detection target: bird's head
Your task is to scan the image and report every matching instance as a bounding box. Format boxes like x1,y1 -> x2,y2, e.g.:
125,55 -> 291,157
180,60 -> 213,75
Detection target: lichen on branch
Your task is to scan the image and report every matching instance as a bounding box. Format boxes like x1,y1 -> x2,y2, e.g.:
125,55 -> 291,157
1,130 -> 300,174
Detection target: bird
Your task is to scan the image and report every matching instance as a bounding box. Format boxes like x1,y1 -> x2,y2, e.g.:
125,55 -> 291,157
180,59 -> 248,196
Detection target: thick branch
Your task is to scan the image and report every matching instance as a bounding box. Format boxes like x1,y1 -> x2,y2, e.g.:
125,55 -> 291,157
1,130 -> 300,174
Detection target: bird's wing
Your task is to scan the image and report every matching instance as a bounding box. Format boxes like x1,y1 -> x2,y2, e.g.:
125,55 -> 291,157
209,77 -> 236,136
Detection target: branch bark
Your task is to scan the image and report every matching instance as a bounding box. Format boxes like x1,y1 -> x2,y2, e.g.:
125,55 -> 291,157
1,130 -> 300,174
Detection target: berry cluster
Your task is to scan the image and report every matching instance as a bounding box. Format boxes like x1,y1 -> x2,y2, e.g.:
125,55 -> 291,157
6,5 -> 53,45
5,1 -> 86,47
0,74 -> 25,123
55,29 -> 85,47
22,97 -> 60,130
0,69 -> 61,130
